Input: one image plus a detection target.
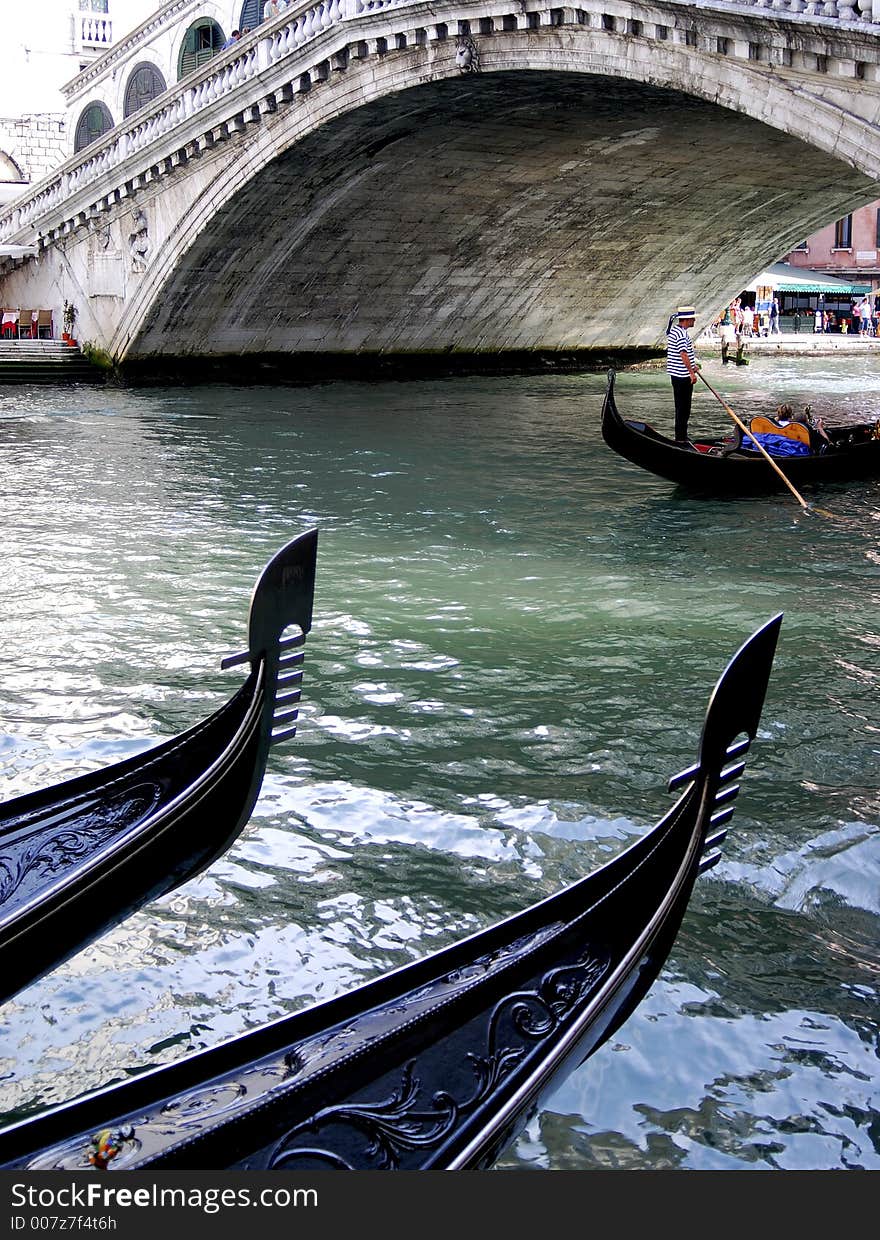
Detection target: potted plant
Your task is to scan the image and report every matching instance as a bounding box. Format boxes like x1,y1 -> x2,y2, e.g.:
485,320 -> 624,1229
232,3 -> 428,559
62,300 -> 78,345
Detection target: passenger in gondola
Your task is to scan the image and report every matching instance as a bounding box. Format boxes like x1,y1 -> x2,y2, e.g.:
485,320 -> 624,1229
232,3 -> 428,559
666,305 -> 700,448
772,403 -> 832,452
792,404 -> 832,449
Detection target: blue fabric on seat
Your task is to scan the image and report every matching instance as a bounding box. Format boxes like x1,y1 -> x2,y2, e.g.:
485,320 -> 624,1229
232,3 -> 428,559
741,432 -> 811,457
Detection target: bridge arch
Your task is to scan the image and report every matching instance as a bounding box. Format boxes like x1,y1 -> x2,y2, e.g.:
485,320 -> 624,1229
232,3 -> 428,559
6,18 -> 880,362
115,33 -> 880,362
0,151 -> 24,183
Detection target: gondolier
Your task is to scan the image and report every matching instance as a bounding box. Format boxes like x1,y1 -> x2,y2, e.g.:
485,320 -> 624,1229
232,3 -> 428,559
666,305 -> 700,447
601,370 -> 880,495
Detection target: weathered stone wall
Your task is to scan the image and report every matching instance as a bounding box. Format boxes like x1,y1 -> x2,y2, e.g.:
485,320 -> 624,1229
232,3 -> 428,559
0,116 -> 67,185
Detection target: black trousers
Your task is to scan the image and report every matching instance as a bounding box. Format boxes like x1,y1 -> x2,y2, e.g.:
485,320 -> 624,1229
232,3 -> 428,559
671,376 -> 693,441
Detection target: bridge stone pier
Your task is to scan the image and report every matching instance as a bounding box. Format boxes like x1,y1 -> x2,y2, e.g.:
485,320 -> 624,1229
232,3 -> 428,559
4,0 -> 880,370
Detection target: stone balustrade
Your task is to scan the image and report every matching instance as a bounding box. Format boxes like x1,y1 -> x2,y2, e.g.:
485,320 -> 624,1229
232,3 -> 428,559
4,0 -> 880,247
79,15 -> 114,48
716,0 -> 880,23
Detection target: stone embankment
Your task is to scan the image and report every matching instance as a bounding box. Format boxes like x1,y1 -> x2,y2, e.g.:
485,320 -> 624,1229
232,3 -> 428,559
699,333 -> 880,357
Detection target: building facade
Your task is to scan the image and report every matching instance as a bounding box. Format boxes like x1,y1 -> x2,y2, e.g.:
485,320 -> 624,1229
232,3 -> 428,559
782,199 -> 880,293
1,2 -> 171,203
57,3 -> 293,166
1,3 -> 285,200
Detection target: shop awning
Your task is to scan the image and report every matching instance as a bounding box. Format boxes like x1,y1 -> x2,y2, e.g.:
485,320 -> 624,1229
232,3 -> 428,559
747,262 -> 871,296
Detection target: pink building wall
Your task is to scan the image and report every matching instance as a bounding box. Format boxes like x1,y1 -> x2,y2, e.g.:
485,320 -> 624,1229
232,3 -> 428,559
782,201 -> 880,290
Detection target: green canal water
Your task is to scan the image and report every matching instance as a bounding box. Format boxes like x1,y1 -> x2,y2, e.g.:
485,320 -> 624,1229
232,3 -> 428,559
0,355 -> 878,1170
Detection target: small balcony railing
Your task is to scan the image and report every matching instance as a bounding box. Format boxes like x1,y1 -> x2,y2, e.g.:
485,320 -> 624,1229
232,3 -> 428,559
78,0 -> 113,50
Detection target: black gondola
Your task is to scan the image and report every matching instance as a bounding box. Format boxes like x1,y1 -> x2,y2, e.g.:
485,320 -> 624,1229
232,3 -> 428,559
0,529 -> 318,1007
602,370 -> 880,494
0,614 -> 782,1172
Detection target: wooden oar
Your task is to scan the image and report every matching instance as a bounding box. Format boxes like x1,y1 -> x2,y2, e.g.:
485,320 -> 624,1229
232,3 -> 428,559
697,373 -> 836,518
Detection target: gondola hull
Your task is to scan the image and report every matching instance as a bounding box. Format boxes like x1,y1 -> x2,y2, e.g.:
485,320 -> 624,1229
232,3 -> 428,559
601,370 -> 880,494
0,530 -> 318,1006
0,615 -> 782,1172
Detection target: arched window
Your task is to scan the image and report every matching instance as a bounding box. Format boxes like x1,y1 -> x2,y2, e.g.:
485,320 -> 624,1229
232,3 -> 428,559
73,102 -> 114,153
124,62 -> 167,117
238,0 -> 263,30
178,20 -> 226,79
0,151 -> 24,182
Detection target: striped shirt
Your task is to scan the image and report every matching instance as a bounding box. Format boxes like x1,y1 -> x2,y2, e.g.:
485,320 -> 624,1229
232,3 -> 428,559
666,324 -> 696,378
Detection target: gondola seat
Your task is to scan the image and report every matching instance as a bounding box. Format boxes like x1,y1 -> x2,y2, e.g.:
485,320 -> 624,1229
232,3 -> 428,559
749,416 -> 811,447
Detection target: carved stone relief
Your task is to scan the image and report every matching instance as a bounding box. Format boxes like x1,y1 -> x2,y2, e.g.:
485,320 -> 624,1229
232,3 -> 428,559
129,209 -> 150,273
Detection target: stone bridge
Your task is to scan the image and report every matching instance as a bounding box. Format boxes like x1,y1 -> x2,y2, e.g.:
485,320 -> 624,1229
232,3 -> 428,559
5,0 -> 880,369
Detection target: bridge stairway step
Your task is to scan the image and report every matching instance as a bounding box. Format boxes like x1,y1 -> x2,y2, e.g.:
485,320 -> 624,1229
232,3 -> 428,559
0,341 -> 106,384
0,344 -> 84,355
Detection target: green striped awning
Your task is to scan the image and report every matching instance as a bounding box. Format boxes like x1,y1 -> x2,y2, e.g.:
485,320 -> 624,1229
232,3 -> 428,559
748,263 -> 871,296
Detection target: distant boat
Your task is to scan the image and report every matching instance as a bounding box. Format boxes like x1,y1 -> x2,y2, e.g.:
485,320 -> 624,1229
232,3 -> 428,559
0,530 -> 317,1006
0,614 -> 782,1171
601,370 -> 880,493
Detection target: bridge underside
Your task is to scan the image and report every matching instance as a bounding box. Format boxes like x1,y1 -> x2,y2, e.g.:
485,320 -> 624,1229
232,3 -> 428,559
126,71 -> 878,372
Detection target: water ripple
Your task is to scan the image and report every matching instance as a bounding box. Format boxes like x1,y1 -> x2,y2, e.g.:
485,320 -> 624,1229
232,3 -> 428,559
0,363 -> 877,1168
